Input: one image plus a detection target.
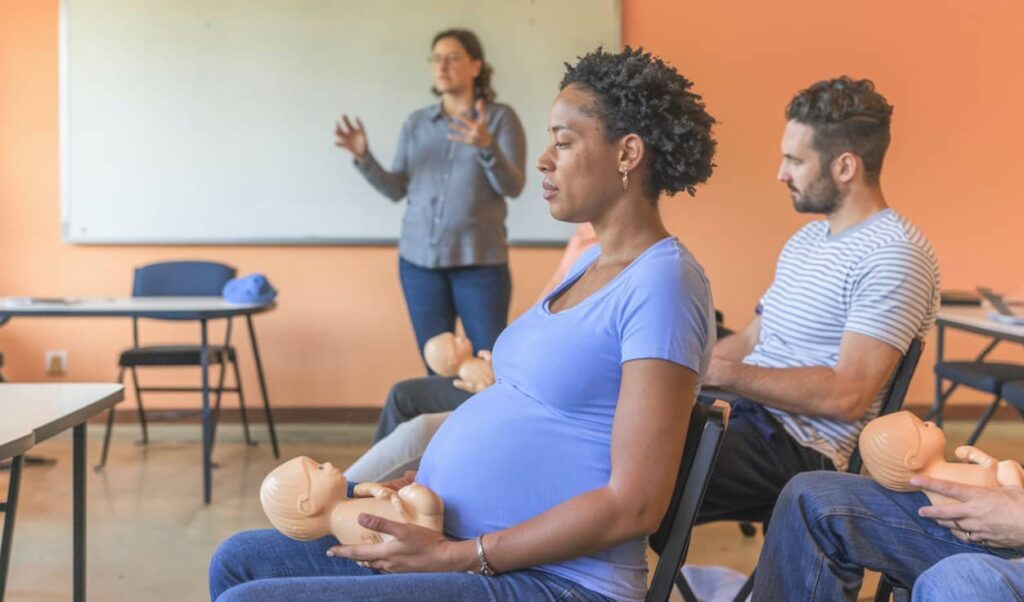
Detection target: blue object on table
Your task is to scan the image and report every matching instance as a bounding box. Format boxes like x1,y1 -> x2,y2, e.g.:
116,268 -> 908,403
222,274 -> 277,304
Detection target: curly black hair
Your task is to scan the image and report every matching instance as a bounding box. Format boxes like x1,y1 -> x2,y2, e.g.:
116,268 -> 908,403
560,47 -> 716,199
786,77 -> 893,185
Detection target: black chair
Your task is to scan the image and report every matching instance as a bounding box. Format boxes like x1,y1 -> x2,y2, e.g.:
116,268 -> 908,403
97,260 -> 267,468
647,401 -> 731,602
931,356 -> 1024,444
695,339 -> 925,602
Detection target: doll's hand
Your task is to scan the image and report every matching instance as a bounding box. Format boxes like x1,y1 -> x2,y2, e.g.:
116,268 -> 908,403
955,445 -> 998,469
452,378 -> 489,393
996,460 -> 1024,488
327,513 -> 472,573
376,471 -> 417,492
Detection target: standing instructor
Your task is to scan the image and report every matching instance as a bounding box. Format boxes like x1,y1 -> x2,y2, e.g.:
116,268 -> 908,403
334,29 -> 526,368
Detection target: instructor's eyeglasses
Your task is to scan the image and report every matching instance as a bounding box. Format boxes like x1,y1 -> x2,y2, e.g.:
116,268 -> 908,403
428,53 -> 465,66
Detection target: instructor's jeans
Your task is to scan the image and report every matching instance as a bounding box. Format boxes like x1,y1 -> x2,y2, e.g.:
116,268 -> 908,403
399,257 -> 511,372
751,472 -> 1024,601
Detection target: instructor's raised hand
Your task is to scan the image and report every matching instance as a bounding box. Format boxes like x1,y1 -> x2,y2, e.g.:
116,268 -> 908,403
448,99 -> 494,149
335,115 -> 369,160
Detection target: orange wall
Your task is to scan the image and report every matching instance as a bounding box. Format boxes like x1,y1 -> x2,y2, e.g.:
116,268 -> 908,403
2,0 -> 1021,411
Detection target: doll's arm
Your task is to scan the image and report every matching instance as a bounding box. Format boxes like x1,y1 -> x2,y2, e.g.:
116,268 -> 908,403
353,482 -> 398,500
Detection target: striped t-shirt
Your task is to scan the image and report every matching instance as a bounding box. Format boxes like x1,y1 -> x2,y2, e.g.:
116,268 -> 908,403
744,208 -> 940,470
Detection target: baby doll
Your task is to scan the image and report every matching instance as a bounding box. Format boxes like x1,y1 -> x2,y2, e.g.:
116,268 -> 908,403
423,332 -> 495,393
260,456 -> 443,545
859,411 -> 1023,504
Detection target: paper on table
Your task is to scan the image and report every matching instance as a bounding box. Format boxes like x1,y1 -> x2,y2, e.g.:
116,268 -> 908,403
3,297 -> 82,307
989,311 -> 1024,326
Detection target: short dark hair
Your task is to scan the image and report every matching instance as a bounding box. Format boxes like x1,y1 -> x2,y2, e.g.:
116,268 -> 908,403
560,47 -> 716,199
431,29 -> 496,103
786,77 -> 893,185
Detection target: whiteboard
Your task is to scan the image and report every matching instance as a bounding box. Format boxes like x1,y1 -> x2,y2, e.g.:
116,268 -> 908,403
60,0 -> 620,245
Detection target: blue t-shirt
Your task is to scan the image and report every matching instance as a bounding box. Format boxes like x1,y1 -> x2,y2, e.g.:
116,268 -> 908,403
418,237 -> 714,602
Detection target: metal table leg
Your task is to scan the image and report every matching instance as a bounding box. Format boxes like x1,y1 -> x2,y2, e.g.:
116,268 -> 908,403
73,424 -> 85,602
0,454 -> 24,602
246,315 -> 279,459
200,319 -> 212,504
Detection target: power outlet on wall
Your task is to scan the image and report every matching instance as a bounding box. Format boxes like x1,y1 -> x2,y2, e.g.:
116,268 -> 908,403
45,349 -> 68,377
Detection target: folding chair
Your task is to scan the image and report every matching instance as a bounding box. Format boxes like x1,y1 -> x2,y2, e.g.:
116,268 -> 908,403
691,339 -> 925,602
647,401 -> 731,602
97,260 -> 269,468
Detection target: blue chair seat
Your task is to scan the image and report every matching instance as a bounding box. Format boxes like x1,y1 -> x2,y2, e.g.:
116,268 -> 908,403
933,362 -> 1024,394
1003,380 -> 1024,408
119,345 -> 236,367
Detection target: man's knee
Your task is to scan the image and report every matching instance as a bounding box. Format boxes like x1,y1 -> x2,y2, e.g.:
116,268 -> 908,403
778,472 -> 875,521
913,553 -> 1021,601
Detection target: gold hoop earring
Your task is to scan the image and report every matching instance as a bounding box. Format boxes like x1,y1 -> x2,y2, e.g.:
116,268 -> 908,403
621,169 -> 629,191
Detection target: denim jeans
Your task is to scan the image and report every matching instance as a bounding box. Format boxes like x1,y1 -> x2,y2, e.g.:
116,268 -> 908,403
913,553 -> 1024,601
750,472 -> 1024,601
398,257 -> 511,373
209,529 -> 611,602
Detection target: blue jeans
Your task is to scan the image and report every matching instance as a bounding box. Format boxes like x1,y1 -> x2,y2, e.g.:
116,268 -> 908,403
209,529 -> 610,601
751,472 -> 1024,601
913,553 -> 1024,601
398,258 -> 511,372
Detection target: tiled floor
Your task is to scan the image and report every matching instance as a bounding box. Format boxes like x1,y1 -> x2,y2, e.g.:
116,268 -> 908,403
1,419 -> 1019,601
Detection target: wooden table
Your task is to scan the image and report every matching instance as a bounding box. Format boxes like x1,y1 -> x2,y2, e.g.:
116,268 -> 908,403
0,297 -> 280,503
0,383 -> 123,602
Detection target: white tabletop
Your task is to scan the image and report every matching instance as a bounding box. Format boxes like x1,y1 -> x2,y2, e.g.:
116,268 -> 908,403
937,306 -> 1024,341
0,426 -> 34,461
0,383 -> 124,442
0,296 -> 273,319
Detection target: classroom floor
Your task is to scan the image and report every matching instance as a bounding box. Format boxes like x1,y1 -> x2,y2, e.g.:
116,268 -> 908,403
1,419 -> 1019,601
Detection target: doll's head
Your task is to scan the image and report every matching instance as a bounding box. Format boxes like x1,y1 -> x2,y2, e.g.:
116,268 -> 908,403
423,332 -> 473,376
859,411 -> 946,491
260,456 -> 347,540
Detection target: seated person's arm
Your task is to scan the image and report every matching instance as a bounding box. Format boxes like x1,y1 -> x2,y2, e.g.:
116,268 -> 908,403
706,244 -> 934,423
706,331 -> 901,423
478,359 -> 697,572
711,315 -> 760,362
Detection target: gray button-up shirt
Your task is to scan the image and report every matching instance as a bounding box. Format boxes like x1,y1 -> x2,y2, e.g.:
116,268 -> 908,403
354,102 -> 526,269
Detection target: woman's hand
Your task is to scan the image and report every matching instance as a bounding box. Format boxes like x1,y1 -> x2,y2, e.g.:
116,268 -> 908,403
327,514 -> 474,573
914,475 -> 1024,548
448,99 -> 494,150
334,115 -> 369,160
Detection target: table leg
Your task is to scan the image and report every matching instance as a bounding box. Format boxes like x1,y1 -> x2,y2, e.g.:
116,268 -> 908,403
73,424 -> 85,602
0,454 -> 24,602
246,315 -> 279,459
200,319 -> 212,504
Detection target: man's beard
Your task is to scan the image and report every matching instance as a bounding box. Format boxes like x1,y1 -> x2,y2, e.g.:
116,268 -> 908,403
790,171 -> 841,214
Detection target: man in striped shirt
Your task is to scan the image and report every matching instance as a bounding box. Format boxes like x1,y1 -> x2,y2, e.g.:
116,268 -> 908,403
698,77 -> 940,523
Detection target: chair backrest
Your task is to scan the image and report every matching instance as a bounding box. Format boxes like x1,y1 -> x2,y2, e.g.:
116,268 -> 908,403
846,338 -> 925,474
646,401 -> 731,602
132,261 -> 236,297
